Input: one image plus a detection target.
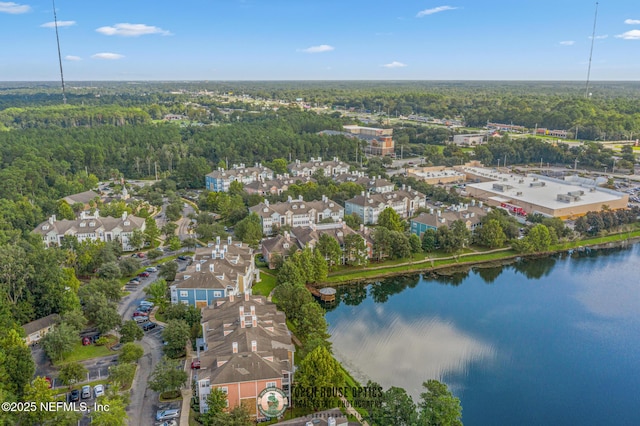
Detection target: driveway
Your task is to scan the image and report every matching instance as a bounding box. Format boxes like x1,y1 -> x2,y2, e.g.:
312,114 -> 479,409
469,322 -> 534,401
121,259 -> 189,425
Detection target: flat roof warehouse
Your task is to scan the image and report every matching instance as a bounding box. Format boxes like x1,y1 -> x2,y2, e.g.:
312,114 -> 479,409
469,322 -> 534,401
461,167 -> 629,218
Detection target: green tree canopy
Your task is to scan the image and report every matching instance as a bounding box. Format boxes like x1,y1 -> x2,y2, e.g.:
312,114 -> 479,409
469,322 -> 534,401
378,207 -> 404,232
119,320 -> 144,344
419,380 -> 463,426
149,356 -> 188,397
162,319 -> 190,358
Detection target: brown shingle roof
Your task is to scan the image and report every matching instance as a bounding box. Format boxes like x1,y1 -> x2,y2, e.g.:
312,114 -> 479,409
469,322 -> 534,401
22,314 -> 60,335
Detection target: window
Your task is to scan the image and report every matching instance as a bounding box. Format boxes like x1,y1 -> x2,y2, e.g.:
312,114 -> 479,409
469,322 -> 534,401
214,291 -> 222,297
220,387 -> 228,394
266,382 -> 276,388
180,291 -> 188,297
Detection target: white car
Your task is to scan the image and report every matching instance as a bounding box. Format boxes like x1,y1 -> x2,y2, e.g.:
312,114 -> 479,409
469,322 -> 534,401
146,267 -> 158,273
93,384 -> 105,398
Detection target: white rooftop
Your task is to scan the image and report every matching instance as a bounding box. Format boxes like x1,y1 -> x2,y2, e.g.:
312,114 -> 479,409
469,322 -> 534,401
464,167 -> 626,210
408,168 -> 465,179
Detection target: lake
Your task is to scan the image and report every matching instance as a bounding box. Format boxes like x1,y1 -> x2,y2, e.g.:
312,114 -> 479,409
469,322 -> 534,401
325,244 -> 640,426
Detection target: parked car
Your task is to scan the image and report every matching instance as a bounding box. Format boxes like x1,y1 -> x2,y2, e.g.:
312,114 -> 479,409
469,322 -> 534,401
191,360 -> 201,369
137,305 -> 152,312
142,322 -> 157,331
69,389 -> 80,402
138,272 -> 150,278
134,316 -> 149,324
146,267 -> 158,273
133,311 -> 149,317
81,336 -> 92,346
93,384 -> 105,398
177,256 -> 189,261
139,301 -> 154,307
81,385 -> 91,399
155,420 -> 177,426
137,253 -> 146,258
156,409 -> 180,421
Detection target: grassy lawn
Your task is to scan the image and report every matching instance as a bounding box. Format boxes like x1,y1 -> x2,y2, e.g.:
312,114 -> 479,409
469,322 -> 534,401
58,336 -> 119,364
325,249 -> 516,284
154,311 -> 167,323
252,272 -> 277,297
551,228 -> 640,251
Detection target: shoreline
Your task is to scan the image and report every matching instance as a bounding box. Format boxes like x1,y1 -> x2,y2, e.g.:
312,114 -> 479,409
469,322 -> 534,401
315,233 -> 640,288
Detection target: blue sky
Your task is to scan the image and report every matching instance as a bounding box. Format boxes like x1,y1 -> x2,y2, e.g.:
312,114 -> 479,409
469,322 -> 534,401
1,0 -> 639,81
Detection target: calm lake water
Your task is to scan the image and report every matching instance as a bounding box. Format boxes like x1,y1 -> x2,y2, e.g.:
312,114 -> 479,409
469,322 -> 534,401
325,244 -> 640,426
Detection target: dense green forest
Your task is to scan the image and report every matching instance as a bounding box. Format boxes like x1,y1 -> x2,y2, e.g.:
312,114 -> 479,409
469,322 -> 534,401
3,81 -> 640,138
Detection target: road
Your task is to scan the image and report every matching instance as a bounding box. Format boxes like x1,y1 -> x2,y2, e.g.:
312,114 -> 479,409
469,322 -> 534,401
122,258 -> 189,426
118,269 -> 162,426
177,202 -> 196,241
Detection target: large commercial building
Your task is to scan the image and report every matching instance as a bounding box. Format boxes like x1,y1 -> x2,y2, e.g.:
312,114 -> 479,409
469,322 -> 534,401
461,167 -> 628,218
452,133 -> 487,146
406,166 -> 466,185
342,125 -> 395,156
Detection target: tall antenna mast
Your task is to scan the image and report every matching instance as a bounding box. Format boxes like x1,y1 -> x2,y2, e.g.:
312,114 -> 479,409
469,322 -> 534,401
52,0 -> 67,104
585,2 -> 599,99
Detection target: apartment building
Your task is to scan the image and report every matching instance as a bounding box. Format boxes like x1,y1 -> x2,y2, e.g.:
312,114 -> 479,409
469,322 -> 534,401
205,163 -> 274,192
249,195 -> 344,235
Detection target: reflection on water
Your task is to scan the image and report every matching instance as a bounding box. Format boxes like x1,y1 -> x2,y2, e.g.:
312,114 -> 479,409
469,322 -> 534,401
330,308 -> 495,400
326,244 -> 640,426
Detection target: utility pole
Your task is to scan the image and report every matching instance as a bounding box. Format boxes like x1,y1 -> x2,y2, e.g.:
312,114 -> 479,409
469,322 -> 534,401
585,2 -> 599,99
154,161 -> 158,181
52,0 -> 66,104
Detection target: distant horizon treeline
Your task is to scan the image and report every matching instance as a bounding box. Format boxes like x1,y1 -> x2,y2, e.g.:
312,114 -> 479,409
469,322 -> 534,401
2,81 -> 640,139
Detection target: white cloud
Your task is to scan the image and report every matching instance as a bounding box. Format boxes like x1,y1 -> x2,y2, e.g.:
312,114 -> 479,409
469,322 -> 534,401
624,19 -> 640,25
91,52 -> 124,60
299,44 -> 334,53
589,34 -> 608,39
0,1 -> 31,14
382,61 -> 407,68
616,30 -> 640,40
559,40 -> 575,46
416,5 -> 457,17
330,312 -> 495,400
40,20 -> 76,28
96,23 -> 171,37
64,55 -> 81,61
